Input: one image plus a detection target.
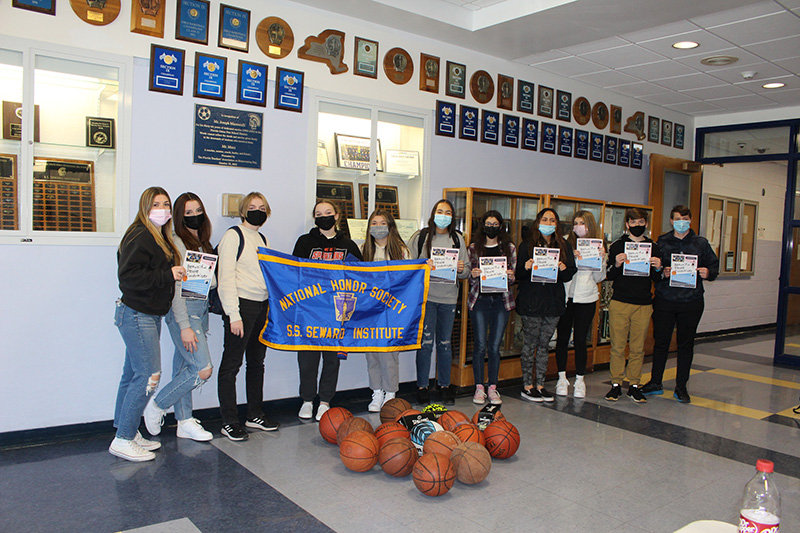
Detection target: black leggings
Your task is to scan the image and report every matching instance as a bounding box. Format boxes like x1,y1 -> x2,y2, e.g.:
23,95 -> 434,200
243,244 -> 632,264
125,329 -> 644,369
555,299 -> 596,375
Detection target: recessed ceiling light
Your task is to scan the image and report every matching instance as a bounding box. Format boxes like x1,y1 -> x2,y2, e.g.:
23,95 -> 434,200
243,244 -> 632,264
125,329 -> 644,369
762,82 -> 785,89
672,41 -> 699,50
700,55 -> 739,66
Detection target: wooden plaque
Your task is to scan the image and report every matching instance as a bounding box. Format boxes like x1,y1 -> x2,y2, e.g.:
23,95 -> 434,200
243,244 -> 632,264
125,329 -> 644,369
32,157 -> 96,232
359,183 -> 399,219
419,53 -> 439,93
573,96 -> 590,125
592,101 -> 609,130
70,0 -> 120,25
624,111 -> 646,141
3,101 -> 40,142
298,29 -> 348,74
12,0 -> 56,15
316,180 -> 356,224
0,153 -> 19,231
610,104 -> 622,134
497,74 -> 513,110
470,70 -> 494,104
383,47 -> 413,85
130,0 -> 164,37
255,16 -> 293,59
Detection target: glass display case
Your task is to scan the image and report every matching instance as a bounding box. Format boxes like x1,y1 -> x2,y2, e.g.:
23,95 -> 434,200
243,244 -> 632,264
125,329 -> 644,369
702,194 -> 758,276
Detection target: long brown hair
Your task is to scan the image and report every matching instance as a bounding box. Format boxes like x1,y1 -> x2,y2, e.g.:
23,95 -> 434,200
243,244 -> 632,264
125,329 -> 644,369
121,186 -> 179,262
565,210 -> 603,250
313,200 -> 341,232
472,210 -> 513,260
362,209 -> 408,261
422,199 -> 459,257
525,207 -> 570,257
173,192 -> 213,253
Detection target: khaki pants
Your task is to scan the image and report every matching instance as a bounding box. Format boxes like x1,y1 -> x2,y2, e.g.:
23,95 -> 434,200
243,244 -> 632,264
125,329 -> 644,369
608,300 -> 652,386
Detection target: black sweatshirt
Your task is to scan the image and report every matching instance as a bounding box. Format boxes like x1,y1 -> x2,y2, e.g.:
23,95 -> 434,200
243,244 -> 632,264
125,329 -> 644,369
514,241 -> 576,317
606,234 -> 662,306
292,227 -> 363,261
654,229 -> 719,303
117,224 -> 175,316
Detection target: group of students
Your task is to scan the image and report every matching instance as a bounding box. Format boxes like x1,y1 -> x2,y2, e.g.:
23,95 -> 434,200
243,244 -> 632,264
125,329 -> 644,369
109,188 -> 718,463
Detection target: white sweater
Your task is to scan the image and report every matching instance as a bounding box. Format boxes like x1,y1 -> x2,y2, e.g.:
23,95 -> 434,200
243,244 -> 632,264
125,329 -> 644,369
217,225 -> 269,322
564,257 -> 606,303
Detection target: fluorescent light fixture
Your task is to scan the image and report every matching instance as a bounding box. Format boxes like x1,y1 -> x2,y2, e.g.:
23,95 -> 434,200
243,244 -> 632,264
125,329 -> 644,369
672,41 -> 699,50
762,82 -> 785,89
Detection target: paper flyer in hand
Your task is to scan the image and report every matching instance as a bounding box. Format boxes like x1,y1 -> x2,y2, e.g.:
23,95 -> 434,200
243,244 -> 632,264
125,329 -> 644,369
531,247 -> 559,284
576,238 -> 603,271
430,247 -> 458,283
181,250 -> 218,299
670,253 -> 698,288
480,256 -> 508,293
623,241 -> 651,277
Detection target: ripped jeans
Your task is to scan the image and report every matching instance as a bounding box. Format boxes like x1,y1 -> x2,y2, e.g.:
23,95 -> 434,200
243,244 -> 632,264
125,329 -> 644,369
415,302 -> 456,388
155,299 -> 213,421
114,300 -> 163,440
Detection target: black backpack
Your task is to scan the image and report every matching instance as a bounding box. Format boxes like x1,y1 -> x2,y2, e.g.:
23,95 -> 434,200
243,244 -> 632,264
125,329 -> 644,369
208,226 -> 267,315
416,228 -> 461,257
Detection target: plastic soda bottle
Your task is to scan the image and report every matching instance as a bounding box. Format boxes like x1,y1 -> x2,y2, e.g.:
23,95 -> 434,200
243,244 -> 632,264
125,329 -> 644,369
739,459 -> 780,533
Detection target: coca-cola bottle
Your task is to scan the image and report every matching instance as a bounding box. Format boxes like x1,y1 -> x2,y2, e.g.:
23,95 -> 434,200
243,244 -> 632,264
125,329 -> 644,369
739,459 -> 780,533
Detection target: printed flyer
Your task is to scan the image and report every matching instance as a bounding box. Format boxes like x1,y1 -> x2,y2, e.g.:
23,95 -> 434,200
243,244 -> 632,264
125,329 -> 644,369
480,256 -> 508,293
430,247 -> 458,283
576,238 -> 604,271
180,250 -> 218,299
623,241 -> 651,277
531,247 -> 560,284
670,253 -> 698,288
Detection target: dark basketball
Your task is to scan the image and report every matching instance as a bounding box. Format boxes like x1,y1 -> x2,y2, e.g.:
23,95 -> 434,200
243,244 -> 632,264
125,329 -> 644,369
423,430 -> 461,457
484,420 -> 520,459
438,410 -> 471,432
374,422 -> 410,448
339,430 -> 379,472
336,416 -> 374,446
450,441 -> 492,484
378,437 -> 417,477
412,452 -> 456,497
380,397 -> 412,424
453,423 -> 485,447
394,408 -> 422,423
318,407 -> 353,444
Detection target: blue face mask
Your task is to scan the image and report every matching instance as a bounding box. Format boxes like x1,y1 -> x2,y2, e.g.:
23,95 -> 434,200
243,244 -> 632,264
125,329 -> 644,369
673,220 -> 691,234
434,214 -> 452,229
539,224 -> 556,236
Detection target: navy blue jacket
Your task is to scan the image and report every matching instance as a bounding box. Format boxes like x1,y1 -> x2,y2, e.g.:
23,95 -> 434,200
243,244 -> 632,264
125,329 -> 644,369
654,229 -> 719,303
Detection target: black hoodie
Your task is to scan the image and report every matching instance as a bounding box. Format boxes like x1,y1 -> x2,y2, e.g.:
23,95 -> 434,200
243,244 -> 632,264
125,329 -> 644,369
654,229 -> 719,303
292,227 -> 363,261
606,234 -> 662,306
117,224 -> 175,316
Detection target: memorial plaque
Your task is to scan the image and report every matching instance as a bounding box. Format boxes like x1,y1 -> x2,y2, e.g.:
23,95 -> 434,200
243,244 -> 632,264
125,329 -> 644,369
470,70 -> 493,104
445,61 -> 466,99
592,102 -> 609,130
497,74 -> 513,110
517,80 -> 534,114
131,0 -> 165,37
299,29 -> 348,74
618,139 -> 631,167
556,90 -> 571,122
149,44 -> 185,95
86,117 -> 115,149
2,101 -> 40,141
236,60 -> 267,107
193,104 -> 263,169
624,111 -> 646,141
541,122 -> 556,154
604,136 -> 617,165
12,0 -> 56,15
274,67 -> 304,112
70,0 -> 120,25
419,54 -> 440,93
590,133 -> 603,162
383,47 -> 413,85
631,142 -> 643,169
574,129 -> 589,159
661,120 -> 672,146
0,153 -> 19,231
610,104 -> 622,134
558,126 -> 573,156
354,37 -> 378,79
521,118 -> 538,151
674,123 -> 685,149
436,100 -> 456,138
502,114 -> 519,148
176,0 -> 209,45
359,184 -> 399,219
648,116 -> 660,143
218,4 -> 250,52
481,110 -> 499,145
573,97 -> 590,125
193,52 -> 227,101
255,16 -> 294,59
459,105 -> 478,141
32,157 -> 96,232
537,85 -> 553,118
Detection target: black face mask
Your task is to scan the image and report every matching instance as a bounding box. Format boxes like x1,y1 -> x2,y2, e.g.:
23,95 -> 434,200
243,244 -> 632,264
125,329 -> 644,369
484,226 -> 500,239
629,225 -> 646,237
183,213 -> 205,230
315,215 -> 336,231
246,210 -> 268,227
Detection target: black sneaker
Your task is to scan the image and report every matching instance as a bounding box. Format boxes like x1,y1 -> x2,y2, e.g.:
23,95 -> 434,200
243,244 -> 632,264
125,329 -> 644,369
538,387 -> 554,403
640,381 -> 664,396
246,417 -> 280,431
520,388 -> 543,402
627,385 -> 647,403
605,384 -> 622,401
441,385 -> 456,406
221,424 -> 248,441
673,388 -> 691,404
417,387 -> 430,405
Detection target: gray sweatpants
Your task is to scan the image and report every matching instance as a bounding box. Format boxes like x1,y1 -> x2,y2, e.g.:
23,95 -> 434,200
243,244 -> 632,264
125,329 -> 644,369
366,352 -> 399,393
520,316 -> 559,388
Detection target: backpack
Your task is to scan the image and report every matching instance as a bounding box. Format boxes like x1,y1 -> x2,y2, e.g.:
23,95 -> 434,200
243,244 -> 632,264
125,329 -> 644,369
208,226 -> 267,315
416,228 -> 461,258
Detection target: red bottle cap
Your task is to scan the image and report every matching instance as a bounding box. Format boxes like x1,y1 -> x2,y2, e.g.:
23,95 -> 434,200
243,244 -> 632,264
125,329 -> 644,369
756,459 -> 774,473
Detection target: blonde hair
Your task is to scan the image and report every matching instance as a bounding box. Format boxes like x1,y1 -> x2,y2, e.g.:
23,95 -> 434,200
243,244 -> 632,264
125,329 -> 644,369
122,186 -> 179,261
567,210 -> 603,250
239,191 -> 271,220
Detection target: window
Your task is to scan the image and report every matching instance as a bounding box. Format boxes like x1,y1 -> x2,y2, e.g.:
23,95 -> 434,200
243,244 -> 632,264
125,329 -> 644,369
703,194 -> 758,275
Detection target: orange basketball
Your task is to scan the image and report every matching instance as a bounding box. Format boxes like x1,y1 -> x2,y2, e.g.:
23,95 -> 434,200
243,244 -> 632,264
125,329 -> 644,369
378,437 -> 418,477
450,441 -> 492,484
336,416 -> 374,446
339,430 -> 379,472
438,410 -> 471,432
318,407 -> 353,444
380,397 -> 413,424
412,452 -> 456,497
484,420 -> 520,459
471,408 -> 506,427
453,423 -> 485,447
394,408 -> 422,423
423,430 -> 461,457
374,422 -> 410,447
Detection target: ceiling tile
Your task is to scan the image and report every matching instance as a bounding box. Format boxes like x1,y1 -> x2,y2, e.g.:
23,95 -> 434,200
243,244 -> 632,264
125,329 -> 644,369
707,61 -> 794,84
707,12 -> 800,47
763,87 -> 800,104
572,69 -> 641,87
582,44 -> 668,69
652,72 -> 727,91
746,35 -> 800,62
665,101 -> 726,114
681,84 -> 753,100
635,30 -> 736,59
618,60 -> 699,81
638,91 -> 699,105
774,56 -> 800,74
559,37 -> 630,56
519,49 -> 571,64
607,82 -> 669,97
673,47 -> 764,72
532,56 -> 606,77
776,0 -> 800,7
620,20 -> 700,43
696,93 -> 778,110
689,1 -> 784,28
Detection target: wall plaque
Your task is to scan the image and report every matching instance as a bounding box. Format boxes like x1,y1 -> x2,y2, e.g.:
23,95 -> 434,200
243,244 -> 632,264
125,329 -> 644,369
255,16 -> 294,59
70,0 -> 120,25
298,29 -> 348,74
419,53 -> 440,93
131,0 -> 164,37
383,47 -> 413,85
470,70 -> 493,104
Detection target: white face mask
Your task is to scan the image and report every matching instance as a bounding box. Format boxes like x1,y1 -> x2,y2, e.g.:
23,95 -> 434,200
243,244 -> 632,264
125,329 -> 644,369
148,209 -> 172,227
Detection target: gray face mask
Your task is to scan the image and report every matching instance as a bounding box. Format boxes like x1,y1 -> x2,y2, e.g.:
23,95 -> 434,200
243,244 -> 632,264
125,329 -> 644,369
369,225 -> 390,240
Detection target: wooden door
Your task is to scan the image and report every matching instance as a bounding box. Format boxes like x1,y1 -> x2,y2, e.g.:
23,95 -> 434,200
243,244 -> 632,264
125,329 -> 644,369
648,154 -> 703,237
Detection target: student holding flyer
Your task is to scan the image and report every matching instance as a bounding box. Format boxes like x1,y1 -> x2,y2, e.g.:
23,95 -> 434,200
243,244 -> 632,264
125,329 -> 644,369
605,208 -> 662,403
516,208 -> 576,402
467,211 -> 517,405
643,205 -> 719,403
555,211 -> 606,398
409,199 -> 468,406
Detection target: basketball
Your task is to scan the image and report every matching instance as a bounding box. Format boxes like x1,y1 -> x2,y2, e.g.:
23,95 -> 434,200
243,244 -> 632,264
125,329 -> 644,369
378,437 -> 418,477
336,416 -> 374,446
318,407 -> 353,444
409,420 -> 437,447
450,441 -> 492,484
394,408 -> 422,423
412,452 -> 456,497
423,430 -> 461,457
453,423 -> 485,447
483,420 -> 520,459
438,410 -> 471,432
472,407 -> 506,429
339,430 -> 379,472
380,397 -> 413,424
374,422 -> 410,448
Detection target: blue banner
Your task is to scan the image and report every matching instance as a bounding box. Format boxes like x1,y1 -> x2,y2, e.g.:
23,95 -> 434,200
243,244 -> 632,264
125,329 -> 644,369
258,249 -> 430,352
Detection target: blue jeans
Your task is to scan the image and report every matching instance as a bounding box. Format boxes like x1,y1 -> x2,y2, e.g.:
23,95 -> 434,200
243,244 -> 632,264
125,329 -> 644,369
471,294 -> 509,387
113,301 -> 163,440
416,302 -> 456,388
155,299 -> 213,421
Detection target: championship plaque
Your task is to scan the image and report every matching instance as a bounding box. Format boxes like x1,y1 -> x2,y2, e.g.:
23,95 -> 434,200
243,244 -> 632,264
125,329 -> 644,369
556,90 -> 571,121
604,136 -> 617,165
573,97 -> 590,125
13,0 -> 56,15
298,29 -> 348,75
435,101 -> 456,138
275,68 -> 304,112
384,150 -> 420,175
592,101 -> 609,130
624,111 -> 646,141
674,123 -> 685,149
193,52 -> 227,101
618,139 -> 631,167
236,60 -> 267,107
540,122 -> 556,154
459,105 -> 478,141
648,116 -> 660,143
383,48 -> 413,85
445,61 -> 466,99
470,70 -> 493,104
218,4 -> 250,53
481,110 -> 499,145
255,16 -> 294,59
359,184 -> 400,219
3,101 -> 40,141
86,117 -> 115,149
419,54 -> 440,93
558,126 -> 573,157
0,153 -> 19,231
502,114 -> 519,148
661,120 -> 673,146
176,0 -> 210,45
497,75 -> 513,110
70,0 -> 120,26
631,142 -> 643,169
517,80 -> 534,114
537,85 -> 553,118
335,134 -> 382,171
610,105 -> 622,134
590,133 -> 603,162
354,37 -> 378,79
131,0 -> 164,37
521,118 -> 538,151
574,129 -> 589,159
148,43 -> 185,95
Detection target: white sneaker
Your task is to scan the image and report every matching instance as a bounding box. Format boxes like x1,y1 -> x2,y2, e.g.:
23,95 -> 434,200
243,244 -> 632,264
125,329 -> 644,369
177,418 -> 213,442
473,384 -> 487,404
488,385 -> 503,405
316,403 -> 330,421
368,389 -> 384,412
143,398 -> 166,436
298,401 -> 314,419
382,392 -> 395,406
555,376 -> 570,396
109,437 -> 155,462
133,431 -> 161,451
573,376 -> 586,398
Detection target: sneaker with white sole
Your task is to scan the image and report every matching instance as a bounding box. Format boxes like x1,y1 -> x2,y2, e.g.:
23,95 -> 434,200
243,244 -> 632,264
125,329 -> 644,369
143,398 -> 166,436
221,424 -> 248,441
555,376 -> 569,396
381,392 -> 395,406
109,437 -> 155,462
133,431 -> 161,451
573,377 -> 586,398
488,385 -> 502,405
246,416 -> 279,431
298,401 -> 314,419
368,389 -> 384,412
316,403 -> 330,421
473,384 -> 487,404
177,418 -> 213,441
